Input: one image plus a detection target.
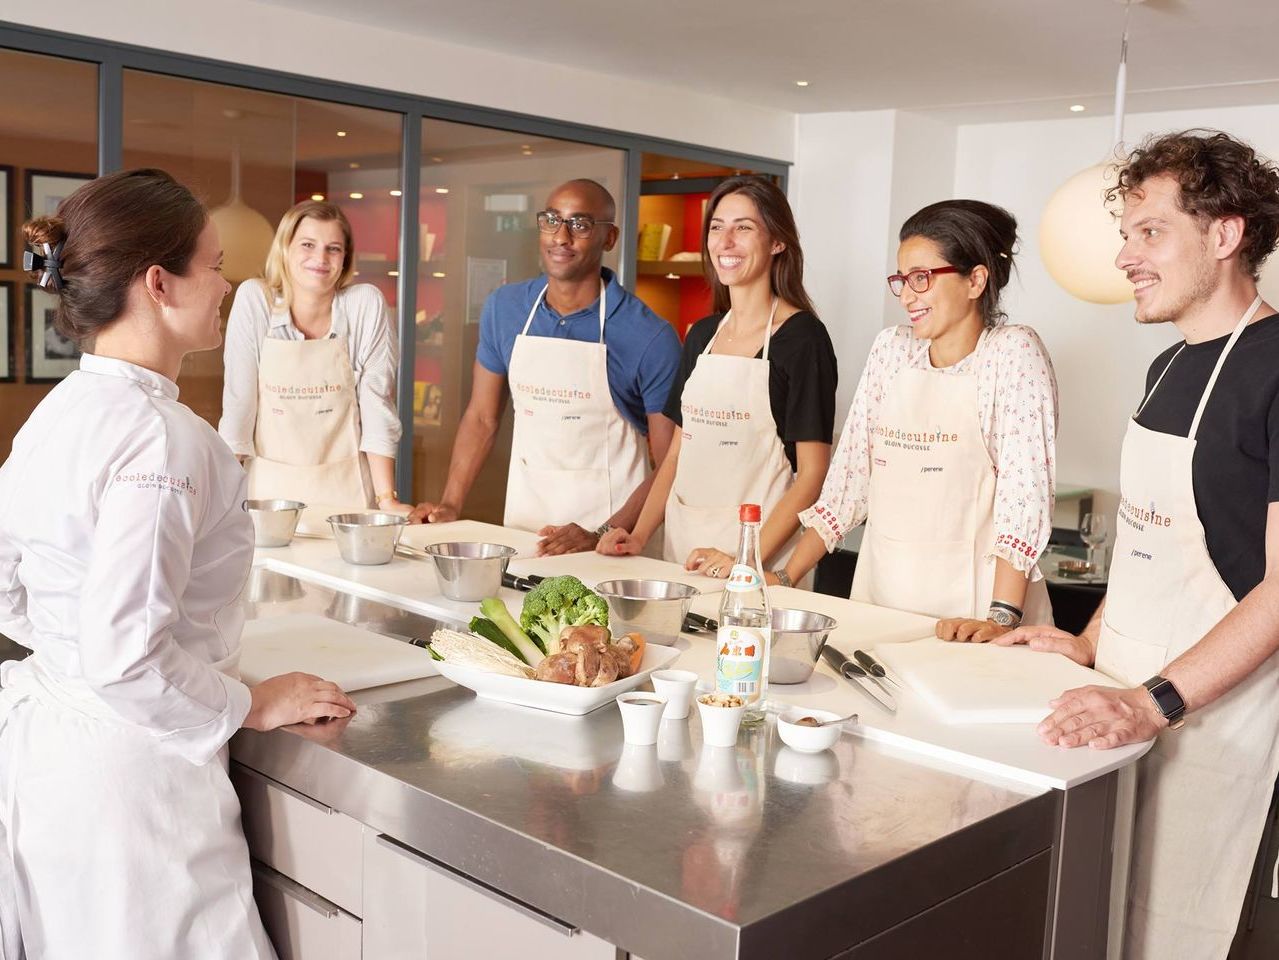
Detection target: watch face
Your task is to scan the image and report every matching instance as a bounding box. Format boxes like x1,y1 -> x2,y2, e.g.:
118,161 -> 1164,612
1145,678 -> 1186,719
989,609 -> 1016,627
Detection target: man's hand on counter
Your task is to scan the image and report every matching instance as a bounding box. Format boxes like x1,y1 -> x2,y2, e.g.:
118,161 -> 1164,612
1036,684 -> 1166,750
244,672 -> 357,731
537,523 -> 598,556
991,624 -> 1094,666
408,501 -> 459,524
936,618 -> 1014,643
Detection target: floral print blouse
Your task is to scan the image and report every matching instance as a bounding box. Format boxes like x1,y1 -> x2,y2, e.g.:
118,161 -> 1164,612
798,323 -> 1058,579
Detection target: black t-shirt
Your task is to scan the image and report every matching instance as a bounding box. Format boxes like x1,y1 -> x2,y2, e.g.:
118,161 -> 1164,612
1135,312 -> 1279,601
663,310 -> 838,471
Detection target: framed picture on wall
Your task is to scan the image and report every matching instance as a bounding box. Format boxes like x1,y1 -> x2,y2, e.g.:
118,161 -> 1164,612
25,286 -> 80,382
0,166 -> 12,269
0,282 -> 14,383
25,170 -> 93,222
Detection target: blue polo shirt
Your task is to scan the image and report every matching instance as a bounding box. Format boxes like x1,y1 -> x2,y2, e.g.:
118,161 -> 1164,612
476,267 -> 681,435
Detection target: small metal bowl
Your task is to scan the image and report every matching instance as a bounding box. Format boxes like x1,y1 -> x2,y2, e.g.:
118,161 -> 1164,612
242,499 -> 307,548
327,512 -> 409,565
595,579 -> 699,645
769,608 -> 838,685
423,541 -> 517,602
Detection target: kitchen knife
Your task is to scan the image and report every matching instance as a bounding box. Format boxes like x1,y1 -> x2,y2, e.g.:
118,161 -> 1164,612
821,644 -> 897,712
852,649 -> 904,693
683,612 -> 718,633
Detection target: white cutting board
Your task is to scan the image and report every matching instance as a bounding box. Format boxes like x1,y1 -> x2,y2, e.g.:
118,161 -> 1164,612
508,551 -> 721,592
873,638 -> 1121,725
398,520 -> 541,558
239,614 -> 439,691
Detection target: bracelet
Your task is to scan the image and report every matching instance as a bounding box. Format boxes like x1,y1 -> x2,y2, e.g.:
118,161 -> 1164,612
989,600 -> 1024,619
594,521 -> 614,539
987,603 -> 1023,628
375,490 -> 398,504
773,569 -> 793,588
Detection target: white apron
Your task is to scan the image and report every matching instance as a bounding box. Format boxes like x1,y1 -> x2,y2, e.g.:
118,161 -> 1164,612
663,304 -> 805,578
0,657 -> 275,960
852,331 -> 1052,623
1095,296 -> 1279,960
247,315 -> 374,533
504,282 -> 650,534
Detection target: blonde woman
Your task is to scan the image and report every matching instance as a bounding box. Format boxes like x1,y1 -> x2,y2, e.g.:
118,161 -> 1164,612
219,200 -> 403,523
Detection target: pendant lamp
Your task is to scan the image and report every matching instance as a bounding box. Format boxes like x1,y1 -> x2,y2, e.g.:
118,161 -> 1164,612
209,141 -> 275,284
1038,0 -> 1144,305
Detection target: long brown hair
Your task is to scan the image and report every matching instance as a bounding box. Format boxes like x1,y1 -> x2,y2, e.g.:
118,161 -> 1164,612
263,200 -> 356,307
22,168 -> 206,343
701,175 -> 816,316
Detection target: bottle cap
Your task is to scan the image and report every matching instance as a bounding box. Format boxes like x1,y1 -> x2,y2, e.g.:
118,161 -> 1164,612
739,503 -> 761,523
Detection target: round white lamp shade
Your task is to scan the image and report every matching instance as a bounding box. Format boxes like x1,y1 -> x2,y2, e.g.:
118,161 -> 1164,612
209,199 -> 275,283
1039,162 -> 1133,305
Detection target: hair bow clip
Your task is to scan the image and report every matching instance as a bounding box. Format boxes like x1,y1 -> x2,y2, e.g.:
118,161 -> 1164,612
23,240 -> 64,291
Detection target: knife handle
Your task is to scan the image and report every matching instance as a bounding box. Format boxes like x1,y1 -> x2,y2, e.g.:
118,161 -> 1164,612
852,649 -> 885,678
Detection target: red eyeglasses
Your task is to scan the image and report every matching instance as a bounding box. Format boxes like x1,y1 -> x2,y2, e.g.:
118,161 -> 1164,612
886,265 -> 961,297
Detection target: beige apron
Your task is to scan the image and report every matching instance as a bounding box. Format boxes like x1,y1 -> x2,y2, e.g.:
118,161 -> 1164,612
664,303 -> 805,579
246,311 -> 374,533
1095,295 -> 1279,959
852,331 -> 1052,623
503,282 -> 650,534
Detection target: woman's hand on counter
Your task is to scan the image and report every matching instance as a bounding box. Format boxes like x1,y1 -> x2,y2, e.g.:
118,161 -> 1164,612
990,624 -> 1094,667
936,618 -> 1014,643
686,547 -> 733,579
1036,684 -> 1166,750
408,500 -> 458,524
597,527 -> 644,556
244,672 -> 357,731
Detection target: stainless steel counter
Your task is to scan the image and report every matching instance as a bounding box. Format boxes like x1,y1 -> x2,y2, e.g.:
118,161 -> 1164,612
233,569 -> 1062,959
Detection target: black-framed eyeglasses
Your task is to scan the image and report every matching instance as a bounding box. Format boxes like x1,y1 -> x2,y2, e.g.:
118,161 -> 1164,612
886,265 -> 962,297
536,210 -> 615,237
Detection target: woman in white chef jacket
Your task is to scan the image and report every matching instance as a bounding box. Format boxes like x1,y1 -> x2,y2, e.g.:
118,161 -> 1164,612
599,175 -> 838,582
779,200 -> 1058,637
0,169 -> 356,960
219,199 -> 405,525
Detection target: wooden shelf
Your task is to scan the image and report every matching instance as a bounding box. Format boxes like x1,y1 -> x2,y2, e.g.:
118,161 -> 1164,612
636,259 -> 703,278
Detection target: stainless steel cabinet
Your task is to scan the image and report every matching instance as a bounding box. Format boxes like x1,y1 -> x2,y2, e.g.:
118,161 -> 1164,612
253,861 -> 362,960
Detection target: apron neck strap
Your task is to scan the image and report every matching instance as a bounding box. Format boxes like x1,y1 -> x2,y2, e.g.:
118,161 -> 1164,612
1187,294 -> 1263,439
521,279 -> 607,342
705,298 -> 780,358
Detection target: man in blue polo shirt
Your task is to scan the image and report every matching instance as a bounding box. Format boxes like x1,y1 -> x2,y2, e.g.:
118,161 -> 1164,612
410,179 -> 680,555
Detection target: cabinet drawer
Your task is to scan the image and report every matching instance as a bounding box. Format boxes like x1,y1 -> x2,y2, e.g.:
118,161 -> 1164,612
363,832 -> 616,960
252,860 -> 361,960
233,764 -> 363,917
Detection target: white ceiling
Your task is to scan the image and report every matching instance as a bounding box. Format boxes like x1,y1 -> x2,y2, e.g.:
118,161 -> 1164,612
257,0 -> 1279,122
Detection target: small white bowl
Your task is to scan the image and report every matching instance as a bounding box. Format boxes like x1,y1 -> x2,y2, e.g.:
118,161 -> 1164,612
616,692 -> 667,745
696,693 -> 746,747
651,669 -> 698,720
776,706 -> 846,754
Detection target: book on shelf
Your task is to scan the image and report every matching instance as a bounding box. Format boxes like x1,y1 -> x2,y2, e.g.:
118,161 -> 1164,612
637,223 -> 672,261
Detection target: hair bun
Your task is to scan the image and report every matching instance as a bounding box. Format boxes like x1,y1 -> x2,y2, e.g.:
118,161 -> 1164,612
23,215 -> 67,250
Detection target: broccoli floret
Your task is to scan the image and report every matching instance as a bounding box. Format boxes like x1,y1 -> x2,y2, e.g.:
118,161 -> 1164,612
519,575 -> 610,655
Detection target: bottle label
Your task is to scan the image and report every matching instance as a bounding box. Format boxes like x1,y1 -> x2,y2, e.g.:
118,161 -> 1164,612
725,564 -> 763,593
715,625 -> 769,697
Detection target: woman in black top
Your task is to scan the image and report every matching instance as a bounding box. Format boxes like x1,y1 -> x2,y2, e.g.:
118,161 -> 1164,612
599,176 -> 837,582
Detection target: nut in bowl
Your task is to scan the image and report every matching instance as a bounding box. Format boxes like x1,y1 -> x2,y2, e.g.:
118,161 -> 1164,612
777,706 -> 848,753
696,692 -> 746,747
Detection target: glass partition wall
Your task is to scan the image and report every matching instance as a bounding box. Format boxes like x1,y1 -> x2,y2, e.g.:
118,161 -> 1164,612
0,25 -> 786,521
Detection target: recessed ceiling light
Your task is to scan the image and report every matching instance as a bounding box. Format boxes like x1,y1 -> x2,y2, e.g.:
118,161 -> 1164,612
336,130 -> 347,137
795,80 -> 810,87
349,162 -> 360,169
431,156 -> 443,163
389,189 -> 402,197
310,193 -> 325,201
349,192 -> 364,199
431,271 -> 446,278
434,187 -> 449,194
388,270 -> 399,277
671,173 -> 680,180
521,148 -> 533,156
1070,104 -> 1086,112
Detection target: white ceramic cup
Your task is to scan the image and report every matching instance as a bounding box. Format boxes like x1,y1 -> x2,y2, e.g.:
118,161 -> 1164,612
651,669 -> 698,720
612,743 -> 664,792
696,694 -> 746,748
616,692 -> 668,746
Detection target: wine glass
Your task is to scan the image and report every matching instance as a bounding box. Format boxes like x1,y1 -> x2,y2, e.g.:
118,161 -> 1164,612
1080,512 -> 1108,577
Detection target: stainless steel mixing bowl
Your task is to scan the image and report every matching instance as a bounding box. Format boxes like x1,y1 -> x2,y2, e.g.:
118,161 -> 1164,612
423,541 -> 517,601
327,512 -> 409,565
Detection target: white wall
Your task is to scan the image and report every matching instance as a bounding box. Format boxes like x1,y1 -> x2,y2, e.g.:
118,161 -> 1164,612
15,0 -> 795,163
954,104 -> 1279,509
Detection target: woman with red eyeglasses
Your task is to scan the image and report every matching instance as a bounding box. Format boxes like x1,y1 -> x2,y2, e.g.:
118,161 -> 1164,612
779,200 -> 1059,639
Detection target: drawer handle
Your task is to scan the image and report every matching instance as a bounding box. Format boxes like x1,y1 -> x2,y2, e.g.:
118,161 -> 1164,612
234,763 -> 335,815
375,834 -> 578,938
251,860 -> 339,919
